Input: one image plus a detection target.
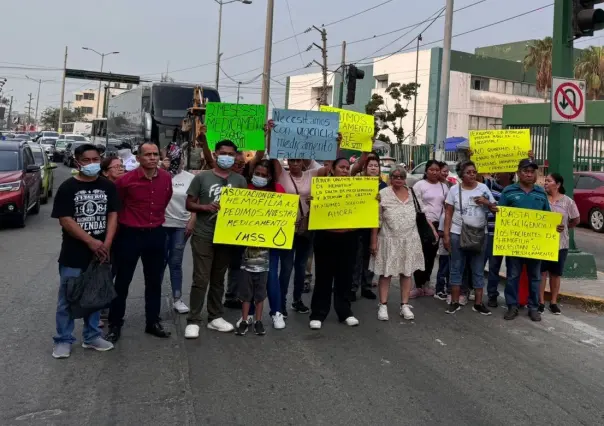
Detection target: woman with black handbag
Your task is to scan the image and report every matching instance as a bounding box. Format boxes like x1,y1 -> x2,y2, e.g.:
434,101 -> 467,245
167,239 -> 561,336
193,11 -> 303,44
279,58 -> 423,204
370,166 -> 437,322
443,161 -> 497,315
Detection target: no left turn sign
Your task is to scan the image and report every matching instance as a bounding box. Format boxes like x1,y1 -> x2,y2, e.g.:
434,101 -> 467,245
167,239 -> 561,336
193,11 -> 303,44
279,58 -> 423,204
551,77 -> 586,123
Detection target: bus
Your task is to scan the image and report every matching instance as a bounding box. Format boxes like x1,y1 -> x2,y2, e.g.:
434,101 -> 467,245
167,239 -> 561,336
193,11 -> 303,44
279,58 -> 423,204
90,118 -> 107,145
107,82 -> 221,150
62,121 -> 92,135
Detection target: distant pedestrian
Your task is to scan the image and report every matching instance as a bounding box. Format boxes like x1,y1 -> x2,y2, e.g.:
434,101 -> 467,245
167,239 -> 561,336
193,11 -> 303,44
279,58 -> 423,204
539,173 -> 580,315
106,142 -> 173,343
51,144 -> 118,359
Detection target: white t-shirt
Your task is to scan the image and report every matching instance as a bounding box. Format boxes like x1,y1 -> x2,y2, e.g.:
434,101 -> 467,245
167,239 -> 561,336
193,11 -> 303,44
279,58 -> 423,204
164,171 -> 195,228
413,179 -> 449,223
445,182 -> 494,235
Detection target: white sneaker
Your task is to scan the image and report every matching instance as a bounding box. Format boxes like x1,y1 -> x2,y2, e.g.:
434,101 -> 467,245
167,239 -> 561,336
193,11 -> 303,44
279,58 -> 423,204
184,324 -> 200,339
345,316 -> 360,327
446,294 -> 452,304
459,295 -> 468,306
272,312 -> 286,330
207,317 -> 234,332
236,316 -> 254,328
309,320 -> 322,330
400,304 -> 415,320
377,304 -> 389,321
173,299 -> 190,314
469,290 -> 476,301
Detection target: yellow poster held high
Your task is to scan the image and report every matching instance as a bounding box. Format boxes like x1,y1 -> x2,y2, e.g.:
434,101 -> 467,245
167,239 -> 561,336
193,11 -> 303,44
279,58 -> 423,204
320,106 -> 374,152
309,177 -> 379,230
214,188 -> 299,249
469,129 -> 531,173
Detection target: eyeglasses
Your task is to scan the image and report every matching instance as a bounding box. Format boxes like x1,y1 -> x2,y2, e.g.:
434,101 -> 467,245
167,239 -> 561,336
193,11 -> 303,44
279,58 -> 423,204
109,165 -> 124,170
391,175 -> 404,180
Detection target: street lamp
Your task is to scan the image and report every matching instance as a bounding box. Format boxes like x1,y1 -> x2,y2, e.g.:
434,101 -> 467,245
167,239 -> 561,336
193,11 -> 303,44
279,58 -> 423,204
81,47 -> 120,118
26,76 -> 53,126
214,0 -> 252,90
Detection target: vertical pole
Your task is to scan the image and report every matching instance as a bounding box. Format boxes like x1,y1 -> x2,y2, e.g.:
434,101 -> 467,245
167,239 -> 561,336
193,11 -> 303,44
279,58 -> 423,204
338,41 -> 346,108
320,29 -> 328,106
27,93 -> 33,125
7,96 -> 13,131
260,0 -> 275,118
237,82 -> 241,105
215,1 -> 223,90
411,34 -> 422,166
58,46 -> 68,133
95,54 -> 104,118
34,80 -> 41,127
435,0 -> 454,161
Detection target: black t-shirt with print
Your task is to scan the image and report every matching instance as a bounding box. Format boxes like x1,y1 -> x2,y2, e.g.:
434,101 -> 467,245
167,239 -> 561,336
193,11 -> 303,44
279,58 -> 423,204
51,177 -> 119,269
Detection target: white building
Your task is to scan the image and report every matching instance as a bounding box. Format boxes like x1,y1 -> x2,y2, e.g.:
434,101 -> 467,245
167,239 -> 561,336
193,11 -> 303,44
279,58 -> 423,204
74,82 -> 136,121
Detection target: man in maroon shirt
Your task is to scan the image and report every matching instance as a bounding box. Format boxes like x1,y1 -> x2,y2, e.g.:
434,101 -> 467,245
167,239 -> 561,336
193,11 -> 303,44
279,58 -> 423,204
106,142 -> 173,343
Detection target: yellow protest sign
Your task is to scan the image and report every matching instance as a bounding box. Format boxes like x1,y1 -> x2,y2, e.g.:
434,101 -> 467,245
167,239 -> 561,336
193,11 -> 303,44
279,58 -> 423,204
469,129 -> 531,173
493,207 -> 562,261
320,106 -> 374,152
309,177 -> 379,230
214,188 -> 299,249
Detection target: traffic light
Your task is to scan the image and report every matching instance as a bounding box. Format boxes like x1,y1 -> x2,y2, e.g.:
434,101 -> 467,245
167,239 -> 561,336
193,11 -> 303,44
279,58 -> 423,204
573,0 -> 604,38
346,64 -> 365,105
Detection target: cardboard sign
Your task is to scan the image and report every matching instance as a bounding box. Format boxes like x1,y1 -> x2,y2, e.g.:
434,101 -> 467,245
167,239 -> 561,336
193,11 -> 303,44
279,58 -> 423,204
469,129 -> 531,173
320,106 -> 373,152
205,103 -> 266,151
308,177 -> 379,230
213,187 -> 299,249
493,207 -> 562,261
270,108 -> 339,160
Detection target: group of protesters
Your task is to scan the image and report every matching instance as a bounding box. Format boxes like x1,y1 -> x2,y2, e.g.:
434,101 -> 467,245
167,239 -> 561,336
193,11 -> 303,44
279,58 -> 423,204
51,120 -> 579,359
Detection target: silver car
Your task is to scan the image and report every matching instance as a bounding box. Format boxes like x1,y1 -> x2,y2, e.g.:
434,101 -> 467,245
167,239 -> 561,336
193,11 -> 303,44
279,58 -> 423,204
407,160 -> 459,187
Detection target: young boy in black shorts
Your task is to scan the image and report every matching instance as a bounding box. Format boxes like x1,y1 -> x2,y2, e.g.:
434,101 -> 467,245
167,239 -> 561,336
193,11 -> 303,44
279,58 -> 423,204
236,246 -> 269,336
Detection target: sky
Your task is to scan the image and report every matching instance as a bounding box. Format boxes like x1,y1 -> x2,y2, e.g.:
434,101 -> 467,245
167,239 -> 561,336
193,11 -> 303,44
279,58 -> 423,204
1,0 -> 601,117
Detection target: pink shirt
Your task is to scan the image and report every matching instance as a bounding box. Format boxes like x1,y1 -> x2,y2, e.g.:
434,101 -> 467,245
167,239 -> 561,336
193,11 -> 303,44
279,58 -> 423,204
413,179 -> 449,223
278,169 -> 319,218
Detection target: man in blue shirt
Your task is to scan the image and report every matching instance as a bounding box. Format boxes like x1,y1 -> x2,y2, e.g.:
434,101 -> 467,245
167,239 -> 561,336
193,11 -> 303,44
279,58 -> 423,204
497,159 -> 551,322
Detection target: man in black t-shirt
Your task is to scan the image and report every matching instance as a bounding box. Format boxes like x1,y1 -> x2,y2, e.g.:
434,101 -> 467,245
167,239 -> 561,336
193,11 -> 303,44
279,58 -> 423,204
51,144 -> 119,359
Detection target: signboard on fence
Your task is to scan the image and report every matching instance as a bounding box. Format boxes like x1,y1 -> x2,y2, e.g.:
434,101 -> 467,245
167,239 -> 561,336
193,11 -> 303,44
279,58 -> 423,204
213,187 -> 299,249
320,106 -> 373,152
493,207 -> 562,262
205,103 -> 266,151
308,177 -> 379,230
269,108 -> 339,160
469,129 -> 531,173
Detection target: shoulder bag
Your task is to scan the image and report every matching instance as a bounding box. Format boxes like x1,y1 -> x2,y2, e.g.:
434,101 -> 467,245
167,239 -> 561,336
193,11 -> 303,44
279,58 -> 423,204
458,184 -> 485,252
410,187 -> 437,246
289,174 -> 311,239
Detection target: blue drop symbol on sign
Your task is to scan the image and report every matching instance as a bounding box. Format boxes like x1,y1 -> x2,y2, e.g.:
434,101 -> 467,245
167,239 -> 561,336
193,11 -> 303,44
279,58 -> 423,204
273,227 -> 287,247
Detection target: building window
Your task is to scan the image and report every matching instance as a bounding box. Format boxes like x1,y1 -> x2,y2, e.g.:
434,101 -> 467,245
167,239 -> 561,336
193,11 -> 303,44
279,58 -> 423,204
375,75 -> 389,90
471,76 -> 490,91
75,95 -> 83,101
83,92 -> 95,100
126,83 -> 133,90
81,106 -> 94,114
113,83 -> 120,88
469,115 -> 502,130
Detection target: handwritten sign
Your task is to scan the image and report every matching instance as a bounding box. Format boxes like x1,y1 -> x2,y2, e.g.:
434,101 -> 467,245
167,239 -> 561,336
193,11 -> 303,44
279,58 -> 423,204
214,188 -> 299,249
469,129 -> 531,173
493,207 -> 562,261
270,108 -> 339,160
320,106 -> 373,152
205,103 -> 266,151
309,177 -> 379,230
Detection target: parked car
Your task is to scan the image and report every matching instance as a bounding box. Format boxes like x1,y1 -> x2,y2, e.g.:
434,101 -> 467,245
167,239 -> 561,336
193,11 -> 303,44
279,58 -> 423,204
57,133 -> 89,143
13,134 -> 33,142
0,141 -> 42,227
407,160 -> 459,187
63,141 -> 87,167
573,172 -> 604,232
53,139 -> 73,162
39,137 -> 57,155
28,143 -> 57,204
38,131 -> 59,141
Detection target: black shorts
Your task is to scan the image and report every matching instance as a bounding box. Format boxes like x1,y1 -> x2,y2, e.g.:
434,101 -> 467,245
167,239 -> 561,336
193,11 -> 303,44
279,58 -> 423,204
541,249 -> 569,276
237,270 -> 268,303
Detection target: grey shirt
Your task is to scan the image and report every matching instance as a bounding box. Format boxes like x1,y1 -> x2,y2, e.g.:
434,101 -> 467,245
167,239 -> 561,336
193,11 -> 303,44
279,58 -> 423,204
186,170 -> 247,241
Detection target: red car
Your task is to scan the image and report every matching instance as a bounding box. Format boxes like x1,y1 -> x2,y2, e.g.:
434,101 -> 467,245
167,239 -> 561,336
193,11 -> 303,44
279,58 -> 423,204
0,140 -> 42,227
573,172 -> 604,233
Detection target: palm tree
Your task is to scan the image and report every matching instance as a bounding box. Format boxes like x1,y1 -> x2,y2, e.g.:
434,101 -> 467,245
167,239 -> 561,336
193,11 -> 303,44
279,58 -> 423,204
575,46 -> 604,100
523,37 -> 553,101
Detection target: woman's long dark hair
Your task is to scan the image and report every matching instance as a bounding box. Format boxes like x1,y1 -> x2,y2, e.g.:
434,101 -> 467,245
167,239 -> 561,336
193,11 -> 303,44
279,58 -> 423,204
251,159 -> 277,191
549,173 -> 566,195
331,157 -> 350,176
423,159 -> 440,180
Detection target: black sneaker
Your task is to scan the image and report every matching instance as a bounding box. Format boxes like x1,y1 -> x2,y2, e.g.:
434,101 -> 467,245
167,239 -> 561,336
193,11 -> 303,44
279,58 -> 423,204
303,282 -> 311,294
361,288 -> 377,300
235,321 -> 248,336
529,310 -> 542,322
445,303 -> 461,314
549,303 -> 561,315
292,300 -> 309,314
434,291 -> 448,301
472,304 -> 492,316
254,321 -> 266,335
538,303 -> 545,313
504,306 -> 519,320
487,297 -> 499,308
105,326 -> 121,343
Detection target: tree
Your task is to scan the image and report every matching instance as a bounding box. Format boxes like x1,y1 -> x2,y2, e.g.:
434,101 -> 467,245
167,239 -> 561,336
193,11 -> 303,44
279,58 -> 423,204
523,37 -> 553,101
40,107 -> 86,130
575,46 -> 604,100
365,82 -> 419,145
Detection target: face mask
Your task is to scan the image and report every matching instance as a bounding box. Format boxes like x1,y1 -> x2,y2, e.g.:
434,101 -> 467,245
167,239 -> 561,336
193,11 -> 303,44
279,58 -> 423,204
80,163 -> 101,177
252,175 -> 268,188
216,155 -> 235,169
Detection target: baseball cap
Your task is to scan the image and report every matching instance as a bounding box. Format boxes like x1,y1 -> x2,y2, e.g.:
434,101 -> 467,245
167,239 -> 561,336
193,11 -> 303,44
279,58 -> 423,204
518,158 -> 538,170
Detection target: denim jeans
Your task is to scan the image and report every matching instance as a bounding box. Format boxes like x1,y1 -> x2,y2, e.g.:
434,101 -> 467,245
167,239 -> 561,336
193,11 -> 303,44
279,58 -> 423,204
435,254 -> 450,294
54,265 -> 101,345
163,227 -> 187,299
505,256 -> 542,311
449,233 -> 486,288
484,234 -> 504,299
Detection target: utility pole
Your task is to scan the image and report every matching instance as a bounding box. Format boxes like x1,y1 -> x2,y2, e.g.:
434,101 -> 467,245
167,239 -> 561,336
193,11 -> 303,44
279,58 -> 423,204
410,34 -> 423,166
26,93 -> 34,125
435,0 -> 454,161
215,0 -> 223,90
260,0 -> 274,118
236,82 -> 242,105
58,46 -> 68,133
26,76 -> 52,127
312,26 -> 329,106
337,41 -> 346,108
6,96 -> 13,131
66,101 -> 73,110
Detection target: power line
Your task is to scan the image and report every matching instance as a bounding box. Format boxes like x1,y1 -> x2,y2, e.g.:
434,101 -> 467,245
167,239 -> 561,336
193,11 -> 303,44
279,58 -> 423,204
285,0 -> 306,68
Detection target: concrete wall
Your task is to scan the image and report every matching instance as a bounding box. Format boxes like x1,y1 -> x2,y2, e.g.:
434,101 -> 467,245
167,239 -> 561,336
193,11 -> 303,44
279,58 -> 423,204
286,72 -> 334,111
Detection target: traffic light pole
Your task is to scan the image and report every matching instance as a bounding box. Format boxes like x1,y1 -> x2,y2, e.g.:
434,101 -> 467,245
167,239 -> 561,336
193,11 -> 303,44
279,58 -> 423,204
338,41 -> 346,108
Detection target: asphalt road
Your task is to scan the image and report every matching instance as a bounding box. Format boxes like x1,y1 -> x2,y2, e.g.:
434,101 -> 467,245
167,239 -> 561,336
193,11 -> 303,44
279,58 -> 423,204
2,165 -> 604,426
575,227 -> 604,272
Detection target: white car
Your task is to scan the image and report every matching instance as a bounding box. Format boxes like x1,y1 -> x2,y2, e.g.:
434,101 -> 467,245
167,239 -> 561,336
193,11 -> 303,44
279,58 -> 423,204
39,137 -> 58,155
57,133 -> 89,143
407,160 -> 459,187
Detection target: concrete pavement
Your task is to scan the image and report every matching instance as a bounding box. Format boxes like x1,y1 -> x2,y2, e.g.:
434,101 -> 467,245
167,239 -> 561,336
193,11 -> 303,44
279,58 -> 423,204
575,227 -> 604,272
2,165 -> 604,426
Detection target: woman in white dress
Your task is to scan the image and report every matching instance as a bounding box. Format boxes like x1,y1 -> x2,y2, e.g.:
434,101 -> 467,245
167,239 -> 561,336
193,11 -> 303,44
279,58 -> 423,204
370,166 -> 437,321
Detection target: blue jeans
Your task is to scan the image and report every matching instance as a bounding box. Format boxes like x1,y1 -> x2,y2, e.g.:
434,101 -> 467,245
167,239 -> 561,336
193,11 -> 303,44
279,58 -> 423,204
163,227 -> 187,299
54,265 -> 101,345
436,254 -> 450,294
449,233 -> 486,289
484,234 -> 504,299
505,257 -> 542,311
